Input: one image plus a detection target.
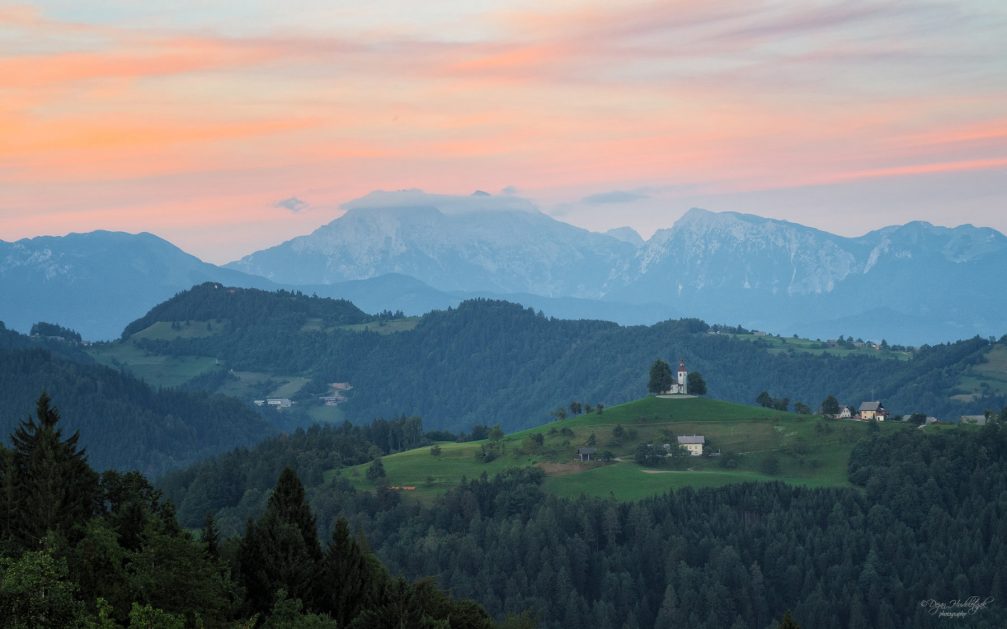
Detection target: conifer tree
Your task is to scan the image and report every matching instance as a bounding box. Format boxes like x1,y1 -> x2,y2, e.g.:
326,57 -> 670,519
316,518 -> 375,626
201,512 -> 220,560
8,393 -> 98,547
238,468 -> 322,615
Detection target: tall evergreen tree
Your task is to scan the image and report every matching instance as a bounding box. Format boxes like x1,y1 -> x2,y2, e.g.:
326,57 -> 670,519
201,512 -> 220,560
8,393 -> 98,547
317,518 -> 377,626
238,468 -> 322,615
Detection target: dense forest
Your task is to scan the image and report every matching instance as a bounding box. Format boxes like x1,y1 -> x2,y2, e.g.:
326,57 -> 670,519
0,326 -> 274,475
163,421 -> 1007,628
125,287 -> 1005,433
0,394 -> 502,627
160,417 -> 428,534
121,282 -> 373,338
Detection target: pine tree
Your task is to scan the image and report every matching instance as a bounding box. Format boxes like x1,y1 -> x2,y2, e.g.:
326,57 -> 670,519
777,610 -> 801,628
201,512 -> 220,560
316,518 -> 377,626
238,468 -> 322,615
8,393 -> 99,547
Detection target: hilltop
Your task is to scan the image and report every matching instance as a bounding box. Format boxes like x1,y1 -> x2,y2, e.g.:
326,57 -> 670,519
91,286 -> 1007,433
338,396 -> 900,502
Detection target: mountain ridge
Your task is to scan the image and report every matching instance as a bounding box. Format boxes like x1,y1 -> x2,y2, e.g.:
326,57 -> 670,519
5,195 -> 1005,344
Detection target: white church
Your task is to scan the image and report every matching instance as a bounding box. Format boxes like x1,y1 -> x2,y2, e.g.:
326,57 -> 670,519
664,360 -> 689,395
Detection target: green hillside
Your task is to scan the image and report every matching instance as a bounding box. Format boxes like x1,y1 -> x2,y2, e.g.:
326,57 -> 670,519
89,287 -> 1007,436
337,396 -> 899,502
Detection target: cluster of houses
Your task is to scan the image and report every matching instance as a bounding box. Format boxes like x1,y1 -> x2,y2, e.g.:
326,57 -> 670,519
834,401 -> 987,427
253,382 -> 353,411
830,401 -> 890,421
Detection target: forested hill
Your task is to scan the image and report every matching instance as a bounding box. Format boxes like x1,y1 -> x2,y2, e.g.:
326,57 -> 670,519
122,281 -> 374,338
0,328 -> 273,475
160,411 -> 1007,628
115,288 -> 1006,433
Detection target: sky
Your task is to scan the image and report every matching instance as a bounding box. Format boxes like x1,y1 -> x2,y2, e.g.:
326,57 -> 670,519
1,0 -> 1005,263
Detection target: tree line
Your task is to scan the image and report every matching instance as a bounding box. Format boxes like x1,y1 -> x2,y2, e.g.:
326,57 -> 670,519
161,416 -> 1007,628
0,343 -> 274,476
0,394 -> 503,627
124,293 -> 1004,434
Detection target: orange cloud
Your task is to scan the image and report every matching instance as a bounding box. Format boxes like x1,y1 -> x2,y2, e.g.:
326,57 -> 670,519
2,0 -> 1004,260
0,38 -> 279,88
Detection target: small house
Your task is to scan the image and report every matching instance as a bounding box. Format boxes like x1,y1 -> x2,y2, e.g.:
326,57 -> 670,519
677,435 -> 705,456
858,401 -> 886,421
577,447 -> 597,462
837,406 -> 852,420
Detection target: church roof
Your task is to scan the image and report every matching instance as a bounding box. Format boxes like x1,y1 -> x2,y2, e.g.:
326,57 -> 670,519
859,401 -> 883,412
678,360 -> 687,372
677,435 -> 705,445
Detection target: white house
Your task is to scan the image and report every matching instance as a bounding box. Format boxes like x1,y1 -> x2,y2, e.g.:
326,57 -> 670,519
858,401 -> 887,421
677,435 -> 705,456
266,398 -> 292,409
837,406 -> 853,419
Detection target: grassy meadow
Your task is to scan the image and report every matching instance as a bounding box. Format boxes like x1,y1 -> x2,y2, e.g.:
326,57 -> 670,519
337,396 -> 902,503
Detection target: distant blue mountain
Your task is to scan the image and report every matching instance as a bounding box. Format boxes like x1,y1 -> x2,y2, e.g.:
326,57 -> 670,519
5,193 -> 1006,344
0,231 -> 276,340
228,192 -> 1007,344
0,231 -> 672,340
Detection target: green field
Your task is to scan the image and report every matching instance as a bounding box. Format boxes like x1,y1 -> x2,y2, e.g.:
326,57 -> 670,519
307,404 -> 347,425
333,318 -> 421,335
726,332 -> 912,360
129,319 -> 228,341
338,396 -> 899,502
88,341 -> 218,388
953,344 -> 1007,402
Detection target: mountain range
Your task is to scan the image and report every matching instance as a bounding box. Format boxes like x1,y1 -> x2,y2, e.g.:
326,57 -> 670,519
4,190 -> 1005,344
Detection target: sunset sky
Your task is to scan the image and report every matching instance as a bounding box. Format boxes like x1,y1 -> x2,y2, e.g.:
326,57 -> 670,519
2,1 -> 1005,263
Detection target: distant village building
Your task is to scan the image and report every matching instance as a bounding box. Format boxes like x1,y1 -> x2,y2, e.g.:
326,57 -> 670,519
253,400 -> 266,407
677,435 -> 705,456
961,415 -> 988,426
664,360 -> 689,395
266,398 -> 292,409
577,447 -> 597,462
858,401 -> 887,421
837,406 -> 853,420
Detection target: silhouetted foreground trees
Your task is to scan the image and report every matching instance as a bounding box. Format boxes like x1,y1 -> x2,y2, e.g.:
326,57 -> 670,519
0,394 -> 495,627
